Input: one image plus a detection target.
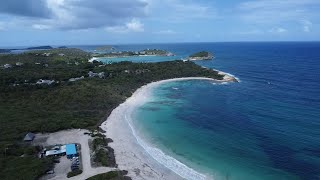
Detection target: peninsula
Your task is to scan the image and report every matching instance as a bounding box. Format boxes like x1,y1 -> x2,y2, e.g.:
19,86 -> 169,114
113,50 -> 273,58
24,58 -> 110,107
93,49 -> 174,58
0,46 -> 57,53
0,48 -> 237,180
188,51 -> 214,60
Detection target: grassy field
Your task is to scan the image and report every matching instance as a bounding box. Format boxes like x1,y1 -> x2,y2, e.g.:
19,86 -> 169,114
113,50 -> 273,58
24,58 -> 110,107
0,49 -> 224,179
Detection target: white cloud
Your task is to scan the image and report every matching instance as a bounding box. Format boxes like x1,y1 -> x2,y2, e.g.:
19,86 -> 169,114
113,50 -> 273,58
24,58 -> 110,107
154,29 -> 177,35
269,27 -> 287,33
1,0 -> 148,30
301,20 -> 312,32
32,24 -> 51,30
238,0 -> 320,24
106,19 -> 144,33
0,0 -> 51,18
238,29 -> 264,35
0,22 -> 5,31
126,19 -> 144,32
147,0 -> 217,22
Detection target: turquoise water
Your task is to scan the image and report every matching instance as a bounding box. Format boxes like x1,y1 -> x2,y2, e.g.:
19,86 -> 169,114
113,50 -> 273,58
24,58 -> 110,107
133,81 -> 301,180
78,43 -> 320,180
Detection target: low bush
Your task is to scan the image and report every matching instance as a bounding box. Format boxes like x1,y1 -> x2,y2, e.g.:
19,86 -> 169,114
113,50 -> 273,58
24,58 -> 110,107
67,169 -> 83,178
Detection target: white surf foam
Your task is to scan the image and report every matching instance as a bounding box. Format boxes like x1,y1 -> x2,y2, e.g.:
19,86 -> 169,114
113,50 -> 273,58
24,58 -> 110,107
212,82 -> 229,85
124,114 -> 207,180
224,72 -> 241,82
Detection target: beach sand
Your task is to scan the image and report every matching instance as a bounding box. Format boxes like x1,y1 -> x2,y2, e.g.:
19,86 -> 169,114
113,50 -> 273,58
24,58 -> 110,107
100,76 -> 237,180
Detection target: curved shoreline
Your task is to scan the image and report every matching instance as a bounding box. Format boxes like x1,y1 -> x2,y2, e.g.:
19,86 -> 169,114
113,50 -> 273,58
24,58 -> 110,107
100,76 -> 237,180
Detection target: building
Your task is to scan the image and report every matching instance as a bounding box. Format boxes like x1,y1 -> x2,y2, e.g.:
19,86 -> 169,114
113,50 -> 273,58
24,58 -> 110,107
16,62 -> 24,66
88,71 -> 106,79
23,132 -> 35,141
66,144 -> 77,159
69,76 -> 84,82
3,64 -> 12,69
45,145 -> 66,157
36,79 -> 55,85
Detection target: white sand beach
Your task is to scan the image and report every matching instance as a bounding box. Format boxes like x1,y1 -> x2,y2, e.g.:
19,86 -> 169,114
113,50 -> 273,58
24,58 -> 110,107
100,76 -> 237,180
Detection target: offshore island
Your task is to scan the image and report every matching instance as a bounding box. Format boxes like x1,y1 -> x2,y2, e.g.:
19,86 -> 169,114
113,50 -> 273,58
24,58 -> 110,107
0,47 -> 237,180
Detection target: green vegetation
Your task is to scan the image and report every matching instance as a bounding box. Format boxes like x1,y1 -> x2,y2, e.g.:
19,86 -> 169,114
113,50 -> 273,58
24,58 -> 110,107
91,137 -> 115,167
0,157 -> 53,180
92,138 -> 107,151
0,48 -> 224,179
93,49 -> 172,58
67,169 -> 83,178
87,171 -> 130,180
26,46 -> 53,50
189,51 -> 213,58
143,49 -> 172,56
94,149 -> 108,166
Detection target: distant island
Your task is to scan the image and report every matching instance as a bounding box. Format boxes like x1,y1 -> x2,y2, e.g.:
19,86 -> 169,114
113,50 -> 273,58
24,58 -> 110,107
95,45 -> 115,51
0,46 -> 54,53
93,49 -> 174,58
188,51 -> 214,61
0,49 -> 11,53
26,46 -> 53,50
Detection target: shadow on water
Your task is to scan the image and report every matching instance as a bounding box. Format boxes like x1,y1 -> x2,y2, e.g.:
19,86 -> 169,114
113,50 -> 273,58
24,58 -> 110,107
177,103 -> 320,179
254,134 -> 320,180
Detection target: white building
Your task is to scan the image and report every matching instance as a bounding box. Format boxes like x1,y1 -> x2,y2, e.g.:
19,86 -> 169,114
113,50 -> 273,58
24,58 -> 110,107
4,64 -> 12,69
36,79 -> 55,85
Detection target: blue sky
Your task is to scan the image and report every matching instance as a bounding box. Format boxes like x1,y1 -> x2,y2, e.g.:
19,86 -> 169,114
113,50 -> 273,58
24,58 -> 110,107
0,0 -> 320,46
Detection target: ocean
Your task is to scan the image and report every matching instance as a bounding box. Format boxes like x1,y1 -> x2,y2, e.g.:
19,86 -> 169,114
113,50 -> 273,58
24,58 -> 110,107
83,42 -> 320,180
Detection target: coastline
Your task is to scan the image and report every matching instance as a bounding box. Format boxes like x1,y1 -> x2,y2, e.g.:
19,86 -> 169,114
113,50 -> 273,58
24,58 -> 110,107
100,76 -> 237,180
89,54 -> 171,61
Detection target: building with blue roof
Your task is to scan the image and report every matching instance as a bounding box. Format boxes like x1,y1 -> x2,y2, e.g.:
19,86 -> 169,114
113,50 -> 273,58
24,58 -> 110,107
66,144 -> 77,159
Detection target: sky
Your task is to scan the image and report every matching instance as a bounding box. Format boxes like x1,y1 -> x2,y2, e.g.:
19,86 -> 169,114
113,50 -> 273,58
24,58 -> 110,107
0,0 -> 320,46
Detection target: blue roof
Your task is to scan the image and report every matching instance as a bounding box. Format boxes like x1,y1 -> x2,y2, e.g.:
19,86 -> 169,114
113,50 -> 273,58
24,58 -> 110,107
66,144 -> 77,155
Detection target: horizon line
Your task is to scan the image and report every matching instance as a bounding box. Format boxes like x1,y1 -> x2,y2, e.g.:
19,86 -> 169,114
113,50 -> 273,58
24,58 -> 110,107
1,40 -> 320,48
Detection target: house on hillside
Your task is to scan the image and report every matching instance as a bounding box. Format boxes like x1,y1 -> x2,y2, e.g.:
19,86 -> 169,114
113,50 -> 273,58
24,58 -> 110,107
88,71 -> 106,79
23,132 -> 35,141
16,62 -> 24,66
36,79 -> 55,85
4,64 -> 12,69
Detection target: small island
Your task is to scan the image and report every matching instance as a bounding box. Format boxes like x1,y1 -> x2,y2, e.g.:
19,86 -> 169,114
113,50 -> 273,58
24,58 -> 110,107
26,46 -> 53,50
0,49 -> 11,53
188,51 -> 214,61
95,45 -> 115,51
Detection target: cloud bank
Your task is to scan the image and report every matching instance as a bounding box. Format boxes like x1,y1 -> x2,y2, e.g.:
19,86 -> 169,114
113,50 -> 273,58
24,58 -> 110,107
0,0 -> 51,18
0,0 -> 148,30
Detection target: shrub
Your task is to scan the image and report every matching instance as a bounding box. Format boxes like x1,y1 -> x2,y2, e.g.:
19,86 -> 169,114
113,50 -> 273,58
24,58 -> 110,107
67,169 -> 83,178
86,171 -> 121,180
94,149 -> 108,166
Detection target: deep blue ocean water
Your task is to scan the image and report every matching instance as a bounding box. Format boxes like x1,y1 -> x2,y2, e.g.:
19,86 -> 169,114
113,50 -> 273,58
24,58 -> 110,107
81,42 -> 320,180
